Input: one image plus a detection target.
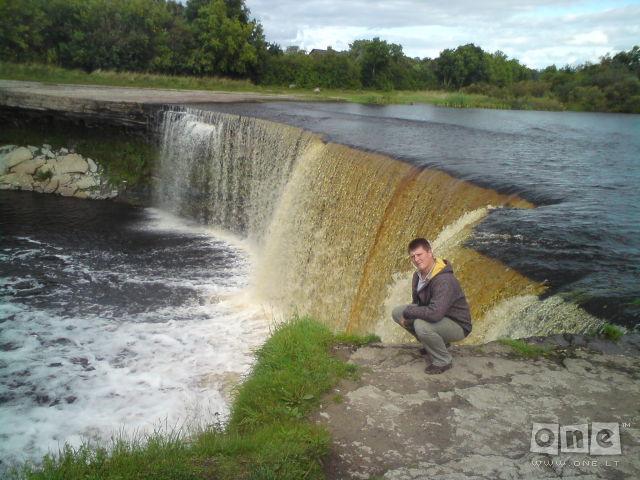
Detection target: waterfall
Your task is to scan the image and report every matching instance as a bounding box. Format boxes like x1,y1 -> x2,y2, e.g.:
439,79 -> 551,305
157,107 -> 603,343
156,107 -> 314,239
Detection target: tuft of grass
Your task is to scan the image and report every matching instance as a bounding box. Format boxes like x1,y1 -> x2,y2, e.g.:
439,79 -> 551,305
600,323 -> 625,342
498,338 -> 550,359
33,168 -> 53,182
16,316 -> 360,480
333,332 -> 381,347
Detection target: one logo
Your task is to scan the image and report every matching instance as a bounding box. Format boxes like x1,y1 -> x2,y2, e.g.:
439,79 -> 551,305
530,423 -> 621,455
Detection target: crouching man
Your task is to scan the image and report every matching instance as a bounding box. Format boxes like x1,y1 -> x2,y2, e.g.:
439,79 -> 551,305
392,238 -> 472,374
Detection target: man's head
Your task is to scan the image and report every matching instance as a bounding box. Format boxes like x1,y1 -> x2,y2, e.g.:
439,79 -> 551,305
408,238 -> 434,275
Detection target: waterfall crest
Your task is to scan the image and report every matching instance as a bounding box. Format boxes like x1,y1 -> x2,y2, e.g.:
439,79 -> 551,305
157,107 -> 599,342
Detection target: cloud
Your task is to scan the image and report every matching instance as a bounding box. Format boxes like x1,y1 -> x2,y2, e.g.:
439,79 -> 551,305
245,0 -> 640,68
567,30 -> 609,46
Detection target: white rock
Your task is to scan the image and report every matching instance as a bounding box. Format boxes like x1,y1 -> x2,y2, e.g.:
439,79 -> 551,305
42,148 -> 55,159
28,145 -> 39,154
12,157 -> 47,176
42,179 -> 59,194
0,172 -> 33,190
56,181 -> 77,197
75,175 -> 100,190
87,158 -> 98,173
60,148 -> 69,154
43,144 -> 52,150
53,154 -> 88,174
53,173 -> 75,188
0,145 -> 16,155
1,147 -> 33,174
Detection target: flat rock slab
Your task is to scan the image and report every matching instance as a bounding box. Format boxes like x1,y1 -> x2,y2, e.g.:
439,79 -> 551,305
0,79 -> 299,105
0,80 -> 302,130
314,336 -> 640,479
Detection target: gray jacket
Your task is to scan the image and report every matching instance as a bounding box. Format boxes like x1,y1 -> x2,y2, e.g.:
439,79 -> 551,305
403,260 -> 472,336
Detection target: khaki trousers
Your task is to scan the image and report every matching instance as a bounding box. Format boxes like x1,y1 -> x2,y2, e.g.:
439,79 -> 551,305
392,304 -> 465,366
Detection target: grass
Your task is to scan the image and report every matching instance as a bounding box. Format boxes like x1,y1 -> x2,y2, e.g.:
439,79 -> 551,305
33,168 -> 53,182
333,332 -> 381,347
498,338 -> 551,359
12,317 -> 378,480
599,323 -> 625,342
0,61 -> 260,93
0,61 -> 567,111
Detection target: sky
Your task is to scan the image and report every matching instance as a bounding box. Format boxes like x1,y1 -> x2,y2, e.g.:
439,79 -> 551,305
243,0 -> 640,69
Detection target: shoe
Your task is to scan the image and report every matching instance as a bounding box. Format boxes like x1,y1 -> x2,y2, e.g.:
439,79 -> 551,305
425,362 -> 452,374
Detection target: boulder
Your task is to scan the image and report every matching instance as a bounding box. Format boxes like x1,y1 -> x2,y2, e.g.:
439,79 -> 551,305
55,174 -> 77,196
41,179 -> 59,194
0,145 -> 16,155
75,175 -> 100,190
27,145 -> 39,154
53,154 -> 88,174
87,158 -> 98,173
12,157 -> 47,176
0,172 -> 33,190
1,147 -> 33,174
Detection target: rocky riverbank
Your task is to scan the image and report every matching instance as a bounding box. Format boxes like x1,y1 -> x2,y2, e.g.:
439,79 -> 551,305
0,144 -> 118,199
315,334 -> 640,479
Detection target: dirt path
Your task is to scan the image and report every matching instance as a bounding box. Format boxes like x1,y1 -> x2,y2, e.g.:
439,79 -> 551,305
314,335 -> 640,479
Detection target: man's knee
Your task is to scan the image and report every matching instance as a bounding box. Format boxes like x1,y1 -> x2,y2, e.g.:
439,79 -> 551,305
391,305 -> 406,324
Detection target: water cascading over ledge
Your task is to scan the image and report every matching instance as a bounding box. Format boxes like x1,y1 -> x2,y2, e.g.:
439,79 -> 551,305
156,107 -> 602,343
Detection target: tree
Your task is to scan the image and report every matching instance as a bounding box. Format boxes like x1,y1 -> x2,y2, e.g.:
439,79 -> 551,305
436,43 -> 489,89
0,0 -> 48,62
188,0 -> 261,77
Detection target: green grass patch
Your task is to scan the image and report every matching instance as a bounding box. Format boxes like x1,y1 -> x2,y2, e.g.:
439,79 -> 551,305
333,332 -> 381,347
0,61 -> 263,93
32,168 -> 53,182
498,338 -> 551,359
599,323 -> 625,342
14,317 -> 369,480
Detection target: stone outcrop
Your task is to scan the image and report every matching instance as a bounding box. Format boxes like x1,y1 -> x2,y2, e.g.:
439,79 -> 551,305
0,144 -> 118,199
315,334 -> 640,479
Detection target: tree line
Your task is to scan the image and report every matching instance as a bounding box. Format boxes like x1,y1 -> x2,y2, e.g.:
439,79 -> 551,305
1,0 -> 639,112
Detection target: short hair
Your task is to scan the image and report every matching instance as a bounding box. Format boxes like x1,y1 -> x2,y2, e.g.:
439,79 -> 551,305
408,237 -> 431,253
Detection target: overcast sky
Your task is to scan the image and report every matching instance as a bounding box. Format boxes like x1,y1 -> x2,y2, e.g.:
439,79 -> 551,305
244,0 -> 640,68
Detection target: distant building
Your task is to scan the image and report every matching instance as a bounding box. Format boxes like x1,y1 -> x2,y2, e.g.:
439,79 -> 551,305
309,47 -> 334,56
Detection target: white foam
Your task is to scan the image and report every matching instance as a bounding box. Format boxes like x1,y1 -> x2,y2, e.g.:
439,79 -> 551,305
0,209 -> 271,470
